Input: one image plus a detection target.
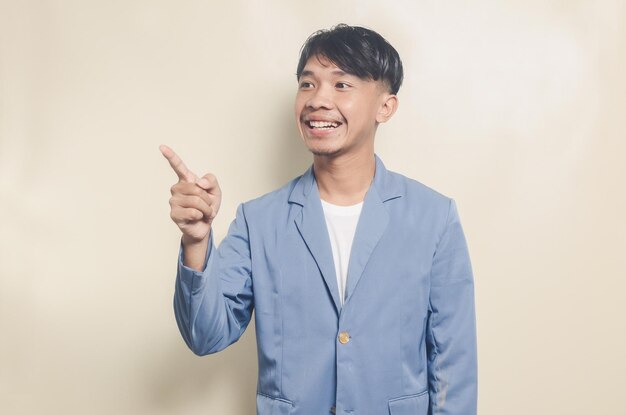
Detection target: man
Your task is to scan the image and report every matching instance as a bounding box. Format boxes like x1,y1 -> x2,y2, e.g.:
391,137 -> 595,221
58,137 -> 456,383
160,24 -> 477,415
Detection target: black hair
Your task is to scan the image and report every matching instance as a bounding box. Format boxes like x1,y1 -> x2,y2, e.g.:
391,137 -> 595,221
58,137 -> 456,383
296,24 -> 403,94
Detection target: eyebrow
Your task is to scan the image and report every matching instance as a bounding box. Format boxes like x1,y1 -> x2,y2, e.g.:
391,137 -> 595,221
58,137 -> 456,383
299,69 -> 348,78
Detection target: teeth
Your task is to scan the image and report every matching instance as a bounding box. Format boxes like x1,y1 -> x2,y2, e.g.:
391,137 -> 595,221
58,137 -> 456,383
309,120 -> 339,129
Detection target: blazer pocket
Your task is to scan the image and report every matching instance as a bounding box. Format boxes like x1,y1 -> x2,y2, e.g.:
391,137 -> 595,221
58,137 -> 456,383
256,392 -> 294,415
388,390 -> 429,415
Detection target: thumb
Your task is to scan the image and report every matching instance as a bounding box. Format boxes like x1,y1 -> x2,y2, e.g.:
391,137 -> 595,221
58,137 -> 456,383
195,174 -> 218,192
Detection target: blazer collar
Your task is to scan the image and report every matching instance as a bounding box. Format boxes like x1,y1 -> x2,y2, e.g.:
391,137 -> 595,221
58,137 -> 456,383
288,154 -> 403,313
288,154 -> 404,206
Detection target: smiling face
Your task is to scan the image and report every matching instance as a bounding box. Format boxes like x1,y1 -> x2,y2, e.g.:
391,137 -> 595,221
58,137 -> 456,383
295,55 -> 398,159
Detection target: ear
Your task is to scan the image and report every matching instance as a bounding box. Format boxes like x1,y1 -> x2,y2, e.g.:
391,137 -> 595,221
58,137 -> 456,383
376,93 -> 398,123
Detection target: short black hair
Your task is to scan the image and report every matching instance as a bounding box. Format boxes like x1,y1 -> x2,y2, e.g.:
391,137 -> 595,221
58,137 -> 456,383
296,24 -> 403,94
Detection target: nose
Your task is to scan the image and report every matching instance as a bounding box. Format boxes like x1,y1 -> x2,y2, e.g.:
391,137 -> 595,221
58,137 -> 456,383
306,84 -> 334,110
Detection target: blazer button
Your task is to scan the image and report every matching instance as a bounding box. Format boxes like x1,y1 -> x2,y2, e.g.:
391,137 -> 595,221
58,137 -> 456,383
338,331 -> 350,344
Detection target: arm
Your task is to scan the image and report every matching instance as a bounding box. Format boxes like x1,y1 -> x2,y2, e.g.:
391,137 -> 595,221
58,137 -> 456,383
426,199 -> 478,415
174,203 -> 254,356
158,145 -> 252,356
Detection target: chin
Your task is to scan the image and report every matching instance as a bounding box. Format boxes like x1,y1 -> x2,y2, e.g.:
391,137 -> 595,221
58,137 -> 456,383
306,145 -> 341,157
302,136 -> 344,158
308,147 -> 343,157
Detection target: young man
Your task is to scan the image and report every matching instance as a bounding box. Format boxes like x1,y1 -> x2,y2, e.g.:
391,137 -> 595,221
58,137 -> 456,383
161,24 -> 477,415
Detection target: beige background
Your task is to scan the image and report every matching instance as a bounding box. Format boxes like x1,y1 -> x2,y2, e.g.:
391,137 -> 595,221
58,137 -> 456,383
1,1 -> 625,414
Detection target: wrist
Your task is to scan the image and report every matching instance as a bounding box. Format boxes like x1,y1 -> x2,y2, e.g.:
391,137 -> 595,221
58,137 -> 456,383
181,230 -> 210,271
182,229 -> 211,248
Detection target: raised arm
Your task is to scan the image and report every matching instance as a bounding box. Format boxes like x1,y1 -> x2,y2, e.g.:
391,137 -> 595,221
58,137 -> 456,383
160,145 -> 253,355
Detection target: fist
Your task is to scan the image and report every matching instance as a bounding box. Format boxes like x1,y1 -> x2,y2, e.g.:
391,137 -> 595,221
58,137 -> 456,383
159,145 -> 222,243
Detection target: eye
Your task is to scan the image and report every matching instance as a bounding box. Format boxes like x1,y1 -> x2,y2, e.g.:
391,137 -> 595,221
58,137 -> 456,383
299,81 -> 314,89
335,82 -> 350,89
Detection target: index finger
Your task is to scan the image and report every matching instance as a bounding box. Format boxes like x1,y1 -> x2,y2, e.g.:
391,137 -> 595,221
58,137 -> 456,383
159,144 -> 197,182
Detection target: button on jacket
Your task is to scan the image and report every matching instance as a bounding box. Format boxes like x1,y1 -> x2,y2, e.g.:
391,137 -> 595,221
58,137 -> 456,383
174,154 -> 477,415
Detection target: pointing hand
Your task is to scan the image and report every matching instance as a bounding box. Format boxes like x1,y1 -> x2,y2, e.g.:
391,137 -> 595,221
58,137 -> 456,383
160,145 -> 222,244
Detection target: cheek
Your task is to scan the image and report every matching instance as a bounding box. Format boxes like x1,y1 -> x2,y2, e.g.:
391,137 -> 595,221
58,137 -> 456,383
294,95 -> 306,118
335,97 -> 355,120
340,99 -> 376,128
294,101 -> 302,121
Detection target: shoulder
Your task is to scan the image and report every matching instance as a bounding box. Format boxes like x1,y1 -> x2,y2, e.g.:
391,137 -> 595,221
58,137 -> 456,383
387,166 -> 452,209
239,174 -> 302,216
381,165 -> 456,237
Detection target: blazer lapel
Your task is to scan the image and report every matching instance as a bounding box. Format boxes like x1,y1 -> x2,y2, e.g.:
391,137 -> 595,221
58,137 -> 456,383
288,154 -> 404,312
344,155 -> 403,305
289,164 -> 342,313
343,184 -> 388,305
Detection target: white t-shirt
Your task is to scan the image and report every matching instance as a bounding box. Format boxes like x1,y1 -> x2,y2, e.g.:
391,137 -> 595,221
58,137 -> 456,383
320,199 -> 364,306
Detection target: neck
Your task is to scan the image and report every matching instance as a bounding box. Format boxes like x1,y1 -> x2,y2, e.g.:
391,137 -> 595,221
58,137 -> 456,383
313,149 -> 375,206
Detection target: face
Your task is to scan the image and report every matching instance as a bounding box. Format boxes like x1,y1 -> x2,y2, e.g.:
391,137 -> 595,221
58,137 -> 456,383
294,55 -> 397,158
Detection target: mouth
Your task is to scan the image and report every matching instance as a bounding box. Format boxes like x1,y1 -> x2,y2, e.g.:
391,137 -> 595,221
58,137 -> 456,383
304,119 -> 343,131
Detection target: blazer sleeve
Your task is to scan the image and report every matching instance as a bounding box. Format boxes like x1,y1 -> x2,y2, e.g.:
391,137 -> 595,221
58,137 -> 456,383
426,199 -> 478,415
173,203 -> 254,356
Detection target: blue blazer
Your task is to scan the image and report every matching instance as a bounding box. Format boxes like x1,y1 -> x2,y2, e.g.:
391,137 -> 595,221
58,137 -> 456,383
174,154 -> 477,415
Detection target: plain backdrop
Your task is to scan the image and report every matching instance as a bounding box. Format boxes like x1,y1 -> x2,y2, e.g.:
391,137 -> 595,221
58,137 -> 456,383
1,1 -> 625,414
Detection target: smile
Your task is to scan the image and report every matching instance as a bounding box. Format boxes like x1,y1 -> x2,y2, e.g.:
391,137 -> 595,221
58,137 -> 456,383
305,120 -> 342,130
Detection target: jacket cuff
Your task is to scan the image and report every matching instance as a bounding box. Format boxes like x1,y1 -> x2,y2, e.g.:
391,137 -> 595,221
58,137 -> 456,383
177,230 -> 214,284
